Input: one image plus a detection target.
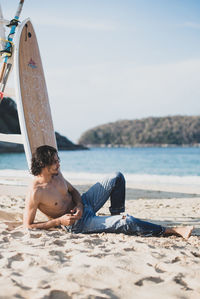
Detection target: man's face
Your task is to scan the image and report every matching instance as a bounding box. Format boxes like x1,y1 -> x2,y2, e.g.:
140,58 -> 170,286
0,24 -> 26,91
48,154 -> 60,176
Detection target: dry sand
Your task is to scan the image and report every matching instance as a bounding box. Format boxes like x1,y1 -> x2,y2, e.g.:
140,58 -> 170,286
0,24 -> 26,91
0,177 -> 200,299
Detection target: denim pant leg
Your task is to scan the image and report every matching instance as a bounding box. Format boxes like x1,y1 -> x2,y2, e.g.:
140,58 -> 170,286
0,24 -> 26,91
79,214 -> 165,237
81,172 -> 125,215
110,172 -> 125,214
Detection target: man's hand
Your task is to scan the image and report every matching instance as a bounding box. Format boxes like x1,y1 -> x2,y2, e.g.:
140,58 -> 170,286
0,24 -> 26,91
70,204 -> 83,220
59,213 -> 80,226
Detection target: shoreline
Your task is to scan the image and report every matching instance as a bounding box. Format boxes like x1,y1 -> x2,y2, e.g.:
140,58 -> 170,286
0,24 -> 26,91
1,170 -> 200,195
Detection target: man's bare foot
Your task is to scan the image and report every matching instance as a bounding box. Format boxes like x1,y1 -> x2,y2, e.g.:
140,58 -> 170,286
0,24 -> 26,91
164,226 -> 193,239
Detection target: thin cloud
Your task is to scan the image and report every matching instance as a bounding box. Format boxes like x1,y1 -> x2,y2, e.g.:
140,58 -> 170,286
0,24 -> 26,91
36,17 -> 117,31
182,21 -> 200,29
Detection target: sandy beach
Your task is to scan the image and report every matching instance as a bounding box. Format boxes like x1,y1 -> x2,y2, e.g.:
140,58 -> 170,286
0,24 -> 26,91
0,174 -> 200,299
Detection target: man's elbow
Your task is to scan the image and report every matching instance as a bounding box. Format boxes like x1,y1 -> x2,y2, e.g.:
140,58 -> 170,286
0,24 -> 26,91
23,220 -> 34,229
23,224 -> 32,229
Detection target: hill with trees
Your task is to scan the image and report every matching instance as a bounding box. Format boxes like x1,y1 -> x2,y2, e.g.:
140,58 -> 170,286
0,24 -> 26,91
78,116 -> 200,147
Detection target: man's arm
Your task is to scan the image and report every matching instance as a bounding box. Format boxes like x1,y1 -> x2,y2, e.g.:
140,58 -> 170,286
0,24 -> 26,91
66,180 -> 83,219
23,189 -> 59,229
23,189 -> 79,229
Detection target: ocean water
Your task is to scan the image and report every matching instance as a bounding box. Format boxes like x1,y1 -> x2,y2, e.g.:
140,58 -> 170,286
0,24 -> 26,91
0,147 -> 200,187
0,147 -> 200,175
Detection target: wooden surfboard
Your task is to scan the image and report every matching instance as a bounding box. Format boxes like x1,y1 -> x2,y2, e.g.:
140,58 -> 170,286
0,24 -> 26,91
14,18 -> 57,168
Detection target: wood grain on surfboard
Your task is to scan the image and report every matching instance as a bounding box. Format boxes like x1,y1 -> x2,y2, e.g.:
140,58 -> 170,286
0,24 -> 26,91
15,18 -> 57,165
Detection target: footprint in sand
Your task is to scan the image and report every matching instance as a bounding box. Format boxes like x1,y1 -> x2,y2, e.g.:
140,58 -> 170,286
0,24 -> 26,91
95,288 -> 119,299
173,273 -> 193,291
2,231 -> 9,235
47,231 -> 63,238
83,238 -> 104,246
41,266 -> 55,273
37,280 -> 50,289
191,251 -> 200,258
29,232 -> 43,239
152,251 -> 166,259
171,256 -> 181,263
82,238 -> 96,249
11,278 -> 31,291
99,244 -> 106,249
135,240 -> 144,244
147,262 -> 165,274
2,236 -> 9,243
7,253 -> 24,268
49,250 -> 67,263
10,231 -> 24,238
43,290 -> 71,299
69,234 -> 84,240
148,244 -> 156,249
135,276 -> 164,286
11,272 -> 22,277
154,265 -> 166,273
89,253 -> 109,258
123,247 -> 135,252
53,239 -> 65,246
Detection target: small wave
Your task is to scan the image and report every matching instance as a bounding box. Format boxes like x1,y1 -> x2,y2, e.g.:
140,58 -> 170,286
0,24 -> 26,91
63,171 -> 200,187
0,180 -> 28,186
0,169 -> 30,177
125,173 -> 200,185
0,169 -> 31,186
0,169 -> 200,188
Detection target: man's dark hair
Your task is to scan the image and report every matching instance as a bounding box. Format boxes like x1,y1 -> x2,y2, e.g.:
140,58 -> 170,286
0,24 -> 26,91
31,145 -> 58,176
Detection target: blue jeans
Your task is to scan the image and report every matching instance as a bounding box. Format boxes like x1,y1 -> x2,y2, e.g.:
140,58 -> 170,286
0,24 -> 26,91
70,172 -> 165,237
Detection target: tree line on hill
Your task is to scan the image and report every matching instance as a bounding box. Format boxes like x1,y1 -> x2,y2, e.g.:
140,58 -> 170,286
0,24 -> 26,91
78,116 -> 200,146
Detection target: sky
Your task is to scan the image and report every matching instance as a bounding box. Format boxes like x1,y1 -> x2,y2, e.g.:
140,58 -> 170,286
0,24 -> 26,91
1,0 -> 200,142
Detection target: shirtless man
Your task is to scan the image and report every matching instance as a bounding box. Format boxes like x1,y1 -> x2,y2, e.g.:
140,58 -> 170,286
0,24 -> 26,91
23,145 -> 193,239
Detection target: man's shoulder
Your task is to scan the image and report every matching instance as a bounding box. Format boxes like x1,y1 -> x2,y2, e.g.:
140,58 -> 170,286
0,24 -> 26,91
28,180 -> 44,200
55,171 -> 70,186
57,171 -> 65,181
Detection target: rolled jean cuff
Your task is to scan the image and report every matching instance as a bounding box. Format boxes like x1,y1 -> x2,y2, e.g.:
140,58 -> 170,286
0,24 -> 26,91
159,226 -> 166,236
153,225 -> 166,237
109,206 -> 125,214
62,225 -> 73,233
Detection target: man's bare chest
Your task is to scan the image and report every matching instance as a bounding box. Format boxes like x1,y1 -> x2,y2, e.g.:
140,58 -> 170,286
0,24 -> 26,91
38,182 -> 73,217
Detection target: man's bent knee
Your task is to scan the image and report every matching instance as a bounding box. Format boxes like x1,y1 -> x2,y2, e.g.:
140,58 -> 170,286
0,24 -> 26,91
115,172 -> 125,185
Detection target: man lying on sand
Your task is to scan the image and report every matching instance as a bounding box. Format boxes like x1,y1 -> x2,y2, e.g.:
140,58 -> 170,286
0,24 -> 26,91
23,145 -> 193,239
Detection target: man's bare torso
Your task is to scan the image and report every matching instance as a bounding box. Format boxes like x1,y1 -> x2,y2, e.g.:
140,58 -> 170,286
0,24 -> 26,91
31,173 -> 75,219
